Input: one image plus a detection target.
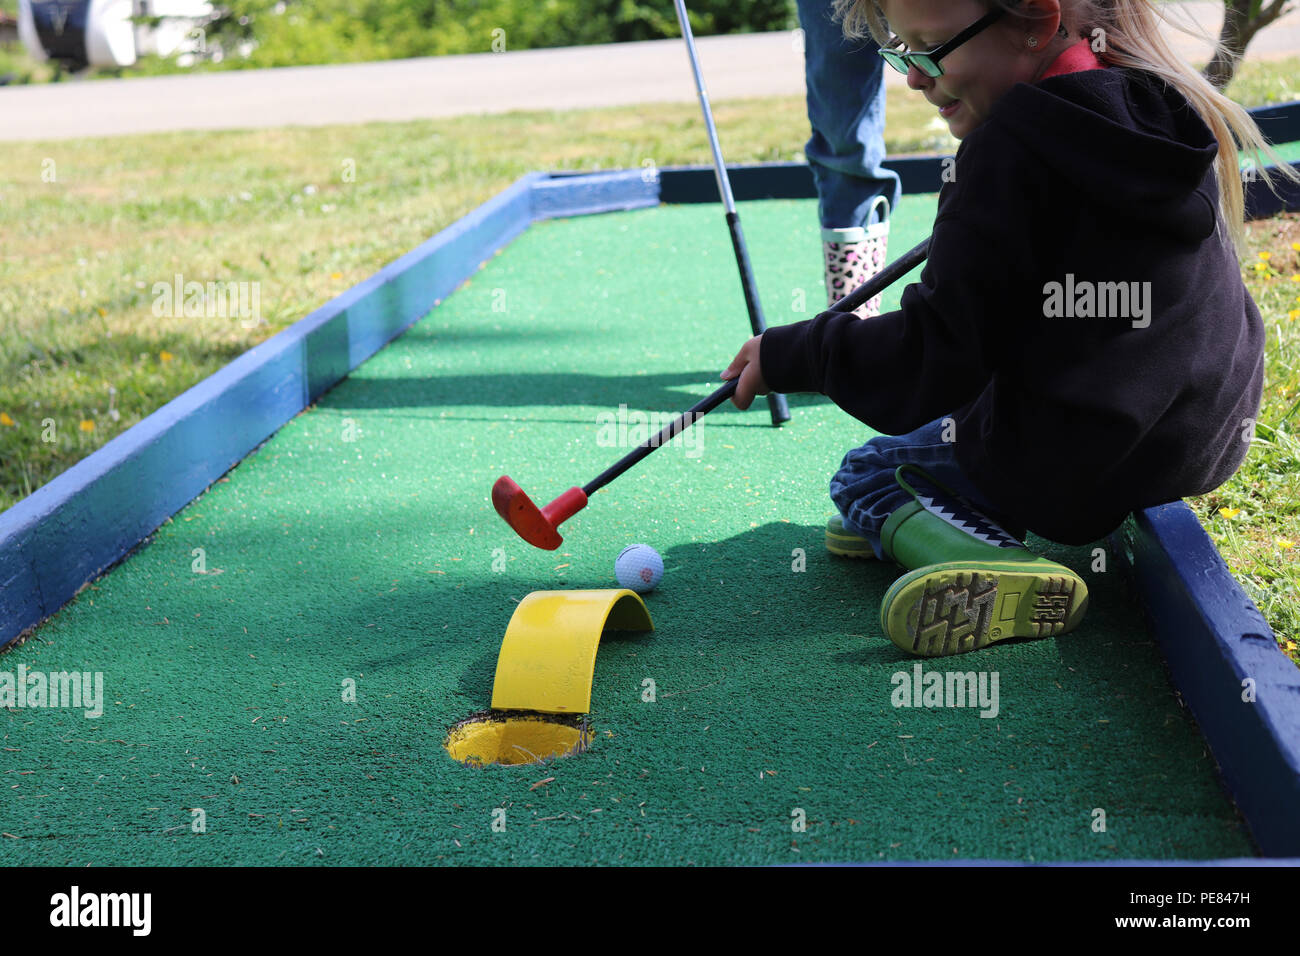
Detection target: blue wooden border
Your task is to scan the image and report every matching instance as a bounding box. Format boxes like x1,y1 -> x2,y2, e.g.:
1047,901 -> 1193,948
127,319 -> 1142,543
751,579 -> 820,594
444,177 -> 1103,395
4,120 -> 1300,860
1251,98 -> 1300,147
531,168 -> 659,218
656,155 -> 950,202
1109,505 -> 1300,857
0,172 -> 544,648
1245,162 -> 1300,219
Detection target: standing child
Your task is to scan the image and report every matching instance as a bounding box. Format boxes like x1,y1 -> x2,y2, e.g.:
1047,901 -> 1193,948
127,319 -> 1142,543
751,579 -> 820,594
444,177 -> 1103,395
722,0 -> 1298,656
796,0 -> 901,317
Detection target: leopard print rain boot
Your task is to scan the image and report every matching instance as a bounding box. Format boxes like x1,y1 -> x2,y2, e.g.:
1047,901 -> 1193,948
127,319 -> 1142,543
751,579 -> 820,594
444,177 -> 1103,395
822,196 -> 890,318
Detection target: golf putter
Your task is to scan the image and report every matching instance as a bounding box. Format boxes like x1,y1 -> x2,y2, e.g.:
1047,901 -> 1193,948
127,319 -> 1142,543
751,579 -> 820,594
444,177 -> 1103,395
493,236 -> 931,550
672,0 -> 790,428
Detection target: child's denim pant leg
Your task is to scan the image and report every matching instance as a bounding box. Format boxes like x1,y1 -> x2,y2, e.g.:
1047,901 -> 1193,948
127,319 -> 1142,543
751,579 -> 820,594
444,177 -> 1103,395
829,417 -> 1015,560
795,0 -> 901,229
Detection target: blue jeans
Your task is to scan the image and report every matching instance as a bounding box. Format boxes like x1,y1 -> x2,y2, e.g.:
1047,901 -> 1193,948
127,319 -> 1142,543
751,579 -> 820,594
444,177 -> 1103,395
796,0 -> 901,229
830,418 -> 1024,559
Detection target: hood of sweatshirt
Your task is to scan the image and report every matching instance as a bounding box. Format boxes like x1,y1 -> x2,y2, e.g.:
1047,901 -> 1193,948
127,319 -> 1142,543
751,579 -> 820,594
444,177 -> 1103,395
980,68 -> 1221,243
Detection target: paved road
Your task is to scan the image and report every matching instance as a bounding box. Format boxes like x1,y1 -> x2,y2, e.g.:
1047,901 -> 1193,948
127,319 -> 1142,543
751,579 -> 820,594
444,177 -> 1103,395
1,1 -> 1297,141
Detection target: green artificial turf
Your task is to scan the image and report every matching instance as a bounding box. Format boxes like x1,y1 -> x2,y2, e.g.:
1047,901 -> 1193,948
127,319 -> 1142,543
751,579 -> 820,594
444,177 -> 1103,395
0,196 -> 1255,865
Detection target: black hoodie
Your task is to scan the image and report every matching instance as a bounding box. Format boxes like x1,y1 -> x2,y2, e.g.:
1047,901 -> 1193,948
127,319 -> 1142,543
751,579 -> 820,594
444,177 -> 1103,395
760,66 -> 1265,545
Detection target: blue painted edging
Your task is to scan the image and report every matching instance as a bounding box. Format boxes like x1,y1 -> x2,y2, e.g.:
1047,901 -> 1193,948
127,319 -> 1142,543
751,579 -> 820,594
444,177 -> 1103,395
0,172 -> 545,649
1245,162 -> 1300,219
656,156 -> 950,201
1252,98 -> 1300,148
531,168 -> 659,219
1110,504 -> 1300,857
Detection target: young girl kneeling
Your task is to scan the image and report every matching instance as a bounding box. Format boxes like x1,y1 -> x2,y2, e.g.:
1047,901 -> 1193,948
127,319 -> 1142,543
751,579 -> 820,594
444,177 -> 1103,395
723,0 -> 1297,656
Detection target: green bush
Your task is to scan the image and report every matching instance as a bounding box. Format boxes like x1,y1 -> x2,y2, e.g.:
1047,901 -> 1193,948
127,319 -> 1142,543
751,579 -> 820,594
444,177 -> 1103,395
195,0 -> 797,68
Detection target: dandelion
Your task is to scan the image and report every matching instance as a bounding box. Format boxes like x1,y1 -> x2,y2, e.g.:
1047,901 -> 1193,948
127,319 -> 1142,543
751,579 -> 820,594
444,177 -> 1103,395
1292,241 -> 1300,252
79,420 -> 95,432
160,350 -> 174,362
0,413 -> 14,426
1253,261 -> 1269,272
1277,539 -> 1295,550
1289,310 -> 1300,322
1259,251 -> 1272,261
1219,507 -> 1241,519
331,272 -> 343,280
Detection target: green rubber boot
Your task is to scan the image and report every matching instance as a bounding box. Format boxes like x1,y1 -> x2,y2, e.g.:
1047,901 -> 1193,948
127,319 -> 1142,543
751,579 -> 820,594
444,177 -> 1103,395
826,515 -> 875,558
878,465 -> 1089,657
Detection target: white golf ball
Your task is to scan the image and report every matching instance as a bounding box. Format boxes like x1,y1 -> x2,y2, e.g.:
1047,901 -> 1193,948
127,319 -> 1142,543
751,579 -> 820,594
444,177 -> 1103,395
615,544 -> 663,593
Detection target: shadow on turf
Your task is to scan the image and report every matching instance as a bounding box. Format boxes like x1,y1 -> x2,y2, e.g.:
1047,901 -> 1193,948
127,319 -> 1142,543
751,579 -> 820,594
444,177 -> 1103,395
335,514 -> 1202,801
653,520 -> 1152,667
224,505 -> 1144,685
191,496 -> 1161,739
320,369 -> 833,416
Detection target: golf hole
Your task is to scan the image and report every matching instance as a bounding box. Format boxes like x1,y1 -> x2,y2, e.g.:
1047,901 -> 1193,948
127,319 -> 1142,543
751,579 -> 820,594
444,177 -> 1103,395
444,711 -> 594,768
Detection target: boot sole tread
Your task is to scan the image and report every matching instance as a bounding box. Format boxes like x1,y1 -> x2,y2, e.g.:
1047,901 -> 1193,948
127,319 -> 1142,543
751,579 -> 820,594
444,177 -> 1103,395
886,566 -> 1088,657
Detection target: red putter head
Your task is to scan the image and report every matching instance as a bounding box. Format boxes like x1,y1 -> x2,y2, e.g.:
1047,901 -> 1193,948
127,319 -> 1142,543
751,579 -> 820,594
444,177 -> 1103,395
491,476 -> 588,551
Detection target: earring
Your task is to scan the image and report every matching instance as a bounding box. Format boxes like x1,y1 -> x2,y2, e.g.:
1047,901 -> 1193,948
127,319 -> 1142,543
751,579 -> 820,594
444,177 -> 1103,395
1026,35 -> 1039,48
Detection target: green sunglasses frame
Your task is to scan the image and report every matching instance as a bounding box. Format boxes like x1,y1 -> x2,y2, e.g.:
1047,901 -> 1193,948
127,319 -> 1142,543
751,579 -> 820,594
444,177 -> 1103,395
878,7 -> 1008,78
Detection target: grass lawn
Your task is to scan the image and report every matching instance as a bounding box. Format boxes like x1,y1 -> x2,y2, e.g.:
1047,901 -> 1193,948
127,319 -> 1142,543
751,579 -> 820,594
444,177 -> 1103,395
1,57 -> 1298,654
1193,212 -> 1300,650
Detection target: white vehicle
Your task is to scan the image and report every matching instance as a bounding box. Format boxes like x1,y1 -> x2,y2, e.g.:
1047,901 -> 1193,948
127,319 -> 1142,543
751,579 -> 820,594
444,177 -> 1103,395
18,0 -> 214,69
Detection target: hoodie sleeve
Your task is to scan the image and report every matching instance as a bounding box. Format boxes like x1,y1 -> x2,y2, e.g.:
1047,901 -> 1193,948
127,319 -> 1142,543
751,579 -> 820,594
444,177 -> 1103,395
760,211 -> 1011,436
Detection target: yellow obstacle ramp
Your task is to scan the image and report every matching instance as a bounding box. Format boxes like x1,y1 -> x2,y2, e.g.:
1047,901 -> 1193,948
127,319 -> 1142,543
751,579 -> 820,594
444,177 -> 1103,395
490,589 -> 654,715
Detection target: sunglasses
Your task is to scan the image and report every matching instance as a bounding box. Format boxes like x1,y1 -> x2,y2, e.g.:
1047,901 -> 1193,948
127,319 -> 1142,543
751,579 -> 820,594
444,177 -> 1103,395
878,8 -> 1007,78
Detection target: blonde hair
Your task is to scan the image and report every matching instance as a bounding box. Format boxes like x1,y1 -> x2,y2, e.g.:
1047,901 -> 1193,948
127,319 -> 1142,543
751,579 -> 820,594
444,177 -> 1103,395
833,0 -> 1300,251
